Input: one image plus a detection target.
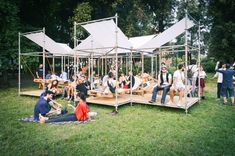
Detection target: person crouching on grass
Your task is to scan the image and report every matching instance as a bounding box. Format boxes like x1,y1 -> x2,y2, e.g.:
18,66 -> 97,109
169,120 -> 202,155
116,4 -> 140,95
39,92 -> 97,123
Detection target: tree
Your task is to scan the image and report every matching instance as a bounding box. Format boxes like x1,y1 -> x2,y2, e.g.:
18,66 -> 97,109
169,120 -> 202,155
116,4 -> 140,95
207,0 -> 235,63
0,0 -> 20,87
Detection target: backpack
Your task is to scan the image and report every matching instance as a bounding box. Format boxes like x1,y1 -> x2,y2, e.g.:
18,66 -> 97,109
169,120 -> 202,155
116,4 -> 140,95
187,65 -> 194,78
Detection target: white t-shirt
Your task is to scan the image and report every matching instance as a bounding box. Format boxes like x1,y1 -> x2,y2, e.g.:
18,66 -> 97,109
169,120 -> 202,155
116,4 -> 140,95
173,70 -> 185,84
214,68 -> 224,83
195,70 -> 206,79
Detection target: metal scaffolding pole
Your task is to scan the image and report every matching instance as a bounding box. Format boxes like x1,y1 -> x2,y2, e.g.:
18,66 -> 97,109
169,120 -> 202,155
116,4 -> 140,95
42,27 -> 46,90
18,32 -> 21,96
115,13 -> 118,112
184,12 -> 189,113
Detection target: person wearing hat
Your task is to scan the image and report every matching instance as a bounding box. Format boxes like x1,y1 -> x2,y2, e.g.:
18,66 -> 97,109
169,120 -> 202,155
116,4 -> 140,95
149,66 -> 172,104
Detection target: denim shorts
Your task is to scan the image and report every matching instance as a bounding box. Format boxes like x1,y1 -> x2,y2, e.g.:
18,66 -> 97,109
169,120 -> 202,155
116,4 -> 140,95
221,87 -> 234,97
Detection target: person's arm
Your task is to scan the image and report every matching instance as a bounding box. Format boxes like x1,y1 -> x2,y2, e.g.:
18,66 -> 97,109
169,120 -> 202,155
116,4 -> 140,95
67,104 -> 76,110
157,74 -> 161,87
36,69 -> 39,78
212,72 -> 218,79
49,100 -> 62,109
167,74 -> 172,86
215,61 -> 220,70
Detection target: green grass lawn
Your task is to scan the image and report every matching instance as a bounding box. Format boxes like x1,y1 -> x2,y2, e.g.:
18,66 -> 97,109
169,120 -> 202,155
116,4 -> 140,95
1,76 -> 235,155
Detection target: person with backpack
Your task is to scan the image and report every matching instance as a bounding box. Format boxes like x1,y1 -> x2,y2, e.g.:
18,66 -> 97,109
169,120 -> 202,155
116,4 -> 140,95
149,66 -> 172,105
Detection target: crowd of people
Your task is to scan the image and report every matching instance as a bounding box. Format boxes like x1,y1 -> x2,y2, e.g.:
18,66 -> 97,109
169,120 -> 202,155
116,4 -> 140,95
33,60 -> 235,123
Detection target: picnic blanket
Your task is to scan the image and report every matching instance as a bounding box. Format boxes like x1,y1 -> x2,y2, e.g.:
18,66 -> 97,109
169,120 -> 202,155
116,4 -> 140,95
19,115 -> 89,125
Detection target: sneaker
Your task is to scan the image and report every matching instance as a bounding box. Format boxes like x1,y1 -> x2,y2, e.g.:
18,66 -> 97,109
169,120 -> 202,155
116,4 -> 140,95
110,110 -> 118,115
148,100 -> 155,103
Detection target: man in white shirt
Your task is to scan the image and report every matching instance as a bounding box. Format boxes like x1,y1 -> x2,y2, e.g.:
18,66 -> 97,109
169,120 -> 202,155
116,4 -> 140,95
213,61 -> 226,98
149,66 -> 172,104
168,64 -> 185,106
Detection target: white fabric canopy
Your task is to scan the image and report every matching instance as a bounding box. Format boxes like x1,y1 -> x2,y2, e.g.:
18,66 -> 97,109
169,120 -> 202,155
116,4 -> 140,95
140,17 -> 195,50
129,35 -> 156,49
81,19 -> 132,50
24,32 -> 73,56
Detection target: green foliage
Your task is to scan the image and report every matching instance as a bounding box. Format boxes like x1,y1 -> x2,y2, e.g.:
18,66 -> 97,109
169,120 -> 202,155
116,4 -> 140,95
0,0 -> 19,72
201,57 -> 215,73
207,0 -> 235,62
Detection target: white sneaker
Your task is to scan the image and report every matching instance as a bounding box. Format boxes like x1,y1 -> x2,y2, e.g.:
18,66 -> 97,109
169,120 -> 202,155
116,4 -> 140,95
176,101 -> 183,107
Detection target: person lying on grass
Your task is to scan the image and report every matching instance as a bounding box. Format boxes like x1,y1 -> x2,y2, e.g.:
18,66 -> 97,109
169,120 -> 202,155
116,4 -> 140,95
39,92 -> 97,123
34,90 -> 64,121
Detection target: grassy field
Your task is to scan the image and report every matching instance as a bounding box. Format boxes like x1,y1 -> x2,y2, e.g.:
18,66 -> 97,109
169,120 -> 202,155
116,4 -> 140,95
0,76 -> 235,155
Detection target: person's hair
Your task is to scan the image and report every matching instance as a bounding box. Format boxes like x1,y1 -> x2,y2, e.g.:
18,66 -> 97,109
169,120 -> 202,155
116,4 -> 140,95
78,92 -> 86,101
108,72 -> 113,78
51,79 -> 59,88
190,59 -> 196,65
178,64 -> 184,70
226,63 -> 230,69
45,90 -> 55,95
218,61 -> 223,69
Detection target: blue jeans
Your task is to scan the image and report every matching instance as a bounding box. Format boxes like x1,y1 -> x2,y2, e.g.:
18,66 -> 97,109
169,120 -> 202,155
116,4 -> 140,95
151,85 -> 171,104
45,113 -> 77,123
217,83 -> 222,98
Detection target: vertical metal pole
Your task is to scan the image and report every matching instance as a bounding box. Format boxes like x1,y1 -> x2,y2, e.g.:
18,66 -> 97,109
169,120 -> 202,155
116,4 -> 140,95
98,58 -> 100,76
130,48 -> 133,106
88,56 -> 91,82
198,21 -> 201,103
73,21 -> 77,104
42,28 -> 46,90
101,57 -> 104,76
159,48 -> 162,72
61,56 -> 63,73
52,55 -> 55,73
18,32 -> 21,96
185,12 -> 188,113
91,39 -> 94,89
155,53 -> 158,78
141,52 -> 144,96
126,54 -> 128,76
105,55 -> 107,75
151,54 -> 154,78
115,13 -> 118,112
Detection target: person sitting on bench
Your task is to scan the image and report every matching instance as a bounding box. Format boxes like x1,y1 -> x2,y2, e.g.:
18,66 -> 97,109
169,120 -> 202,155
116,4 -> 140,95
126,71 -> 135,89
149,66 -> 172,104
168,64 -> 186,106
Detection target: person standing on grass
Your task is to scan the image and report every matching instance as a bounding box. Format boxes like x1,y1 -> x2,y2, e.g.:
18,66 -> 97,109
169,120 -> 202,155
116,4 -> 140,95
213,61 -> 226,99
149,66 -> 172,105
36,64 -> 43,89
216,63 -> 235,105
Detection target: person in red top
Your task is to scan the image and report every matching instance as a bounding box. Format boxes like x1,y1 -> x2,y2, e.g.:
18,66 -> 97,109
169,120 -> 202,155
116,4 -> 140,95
74,94 -> 89,121
39,92 -> 97,123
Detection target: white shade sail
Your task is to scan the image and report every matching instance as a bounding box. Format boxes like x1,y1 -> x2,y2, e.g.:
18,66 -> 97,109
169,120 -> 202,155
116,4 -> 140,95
140,17 -> 195,50
81,19 -> 132,50
24,32 -> 73,56
129,35 -> 156,49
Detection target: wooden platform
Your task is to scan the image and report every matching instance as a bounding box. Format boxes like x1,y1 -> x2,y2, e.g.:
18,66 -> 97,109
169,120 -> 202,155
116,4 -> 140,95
20,90 -> 44,97
20,90 -> 199,111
